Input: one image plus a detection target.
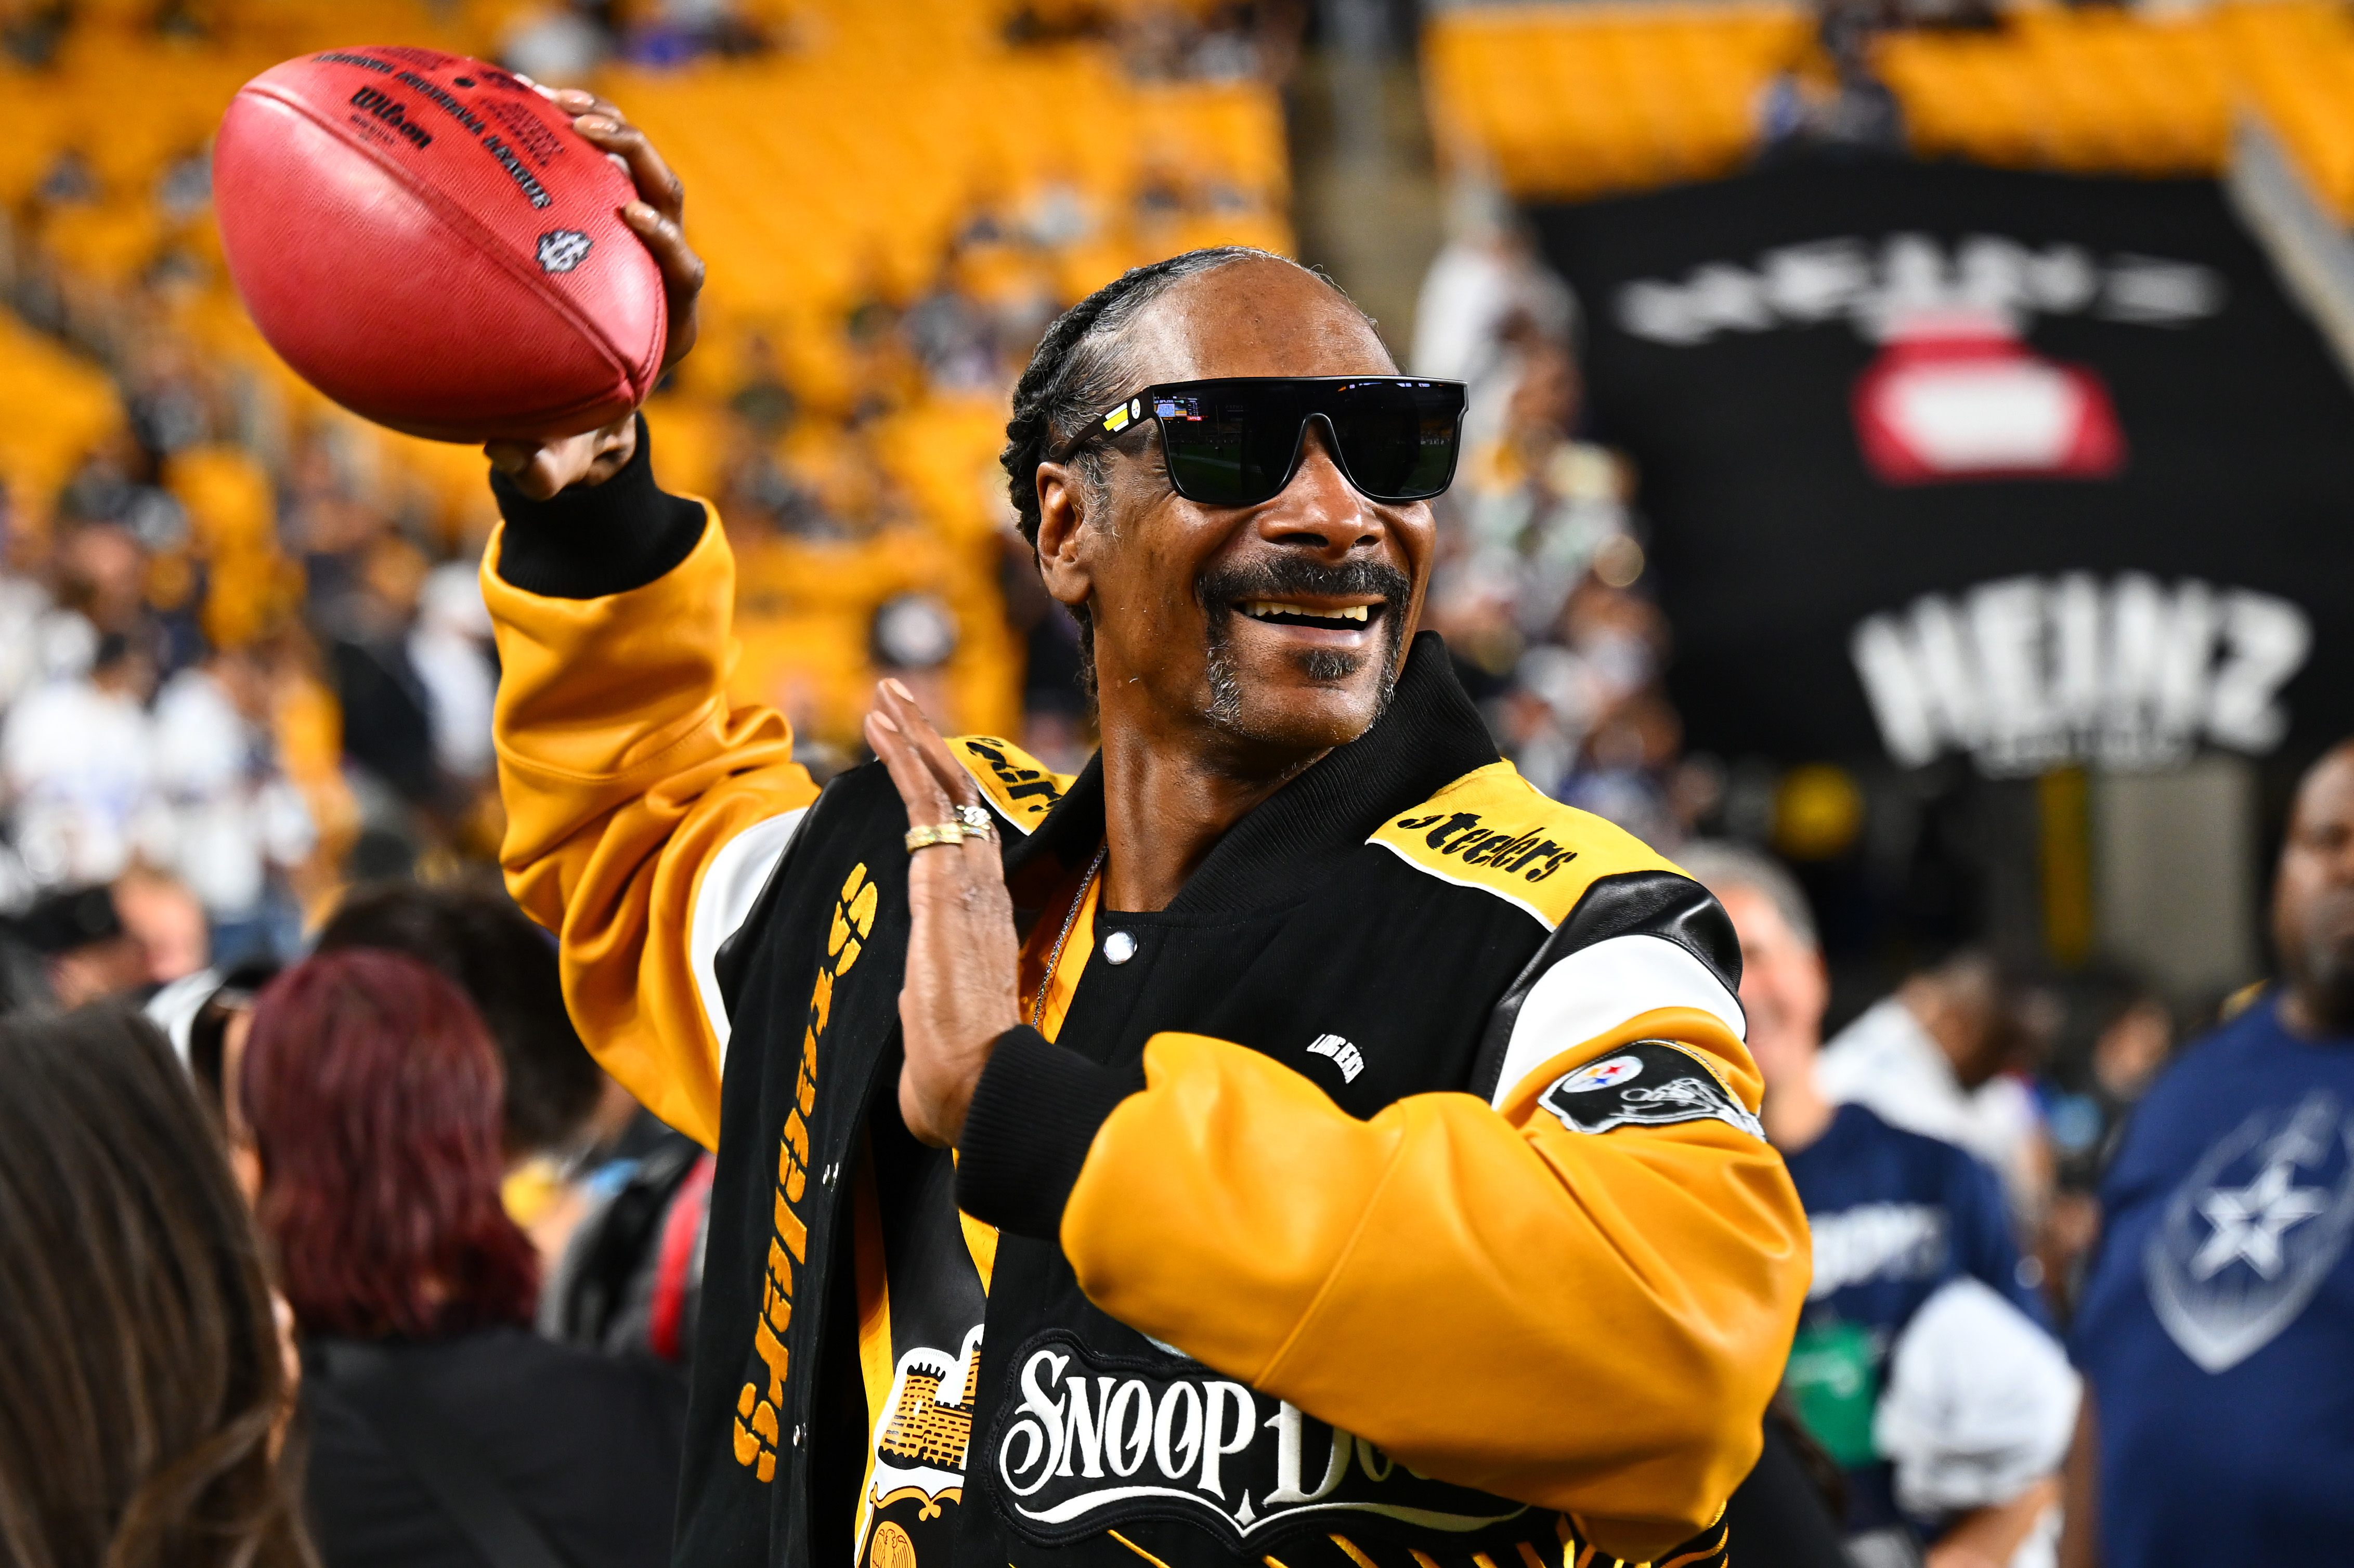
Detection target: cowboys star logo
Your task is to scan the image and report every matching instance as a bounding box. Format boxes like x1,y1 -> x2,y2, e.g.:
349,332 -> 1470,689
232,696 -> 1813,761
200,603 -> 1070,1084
2144,1091 -> 2354,1372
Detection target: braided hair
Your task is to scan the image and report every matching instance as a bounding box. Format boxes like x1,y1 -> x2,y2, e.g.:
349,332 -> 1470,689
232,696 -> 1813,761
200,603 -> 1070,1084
999,246 -> 1346,692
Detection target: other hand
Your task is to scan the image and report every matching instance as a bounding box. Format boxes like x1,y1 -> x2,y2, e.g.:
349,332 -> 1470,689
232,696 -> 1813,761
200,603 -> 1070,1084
864,680 -> 1022,1147
484,87 -> 706,500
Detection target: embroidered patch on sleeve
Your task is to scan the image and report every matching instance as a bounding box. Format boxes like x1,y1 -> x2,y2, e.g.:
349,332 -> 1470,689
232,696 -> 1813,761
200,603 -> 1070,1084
1365,760 -> 1674,929
946,736 -> 1073,835
1538,1039 -> 1764,1140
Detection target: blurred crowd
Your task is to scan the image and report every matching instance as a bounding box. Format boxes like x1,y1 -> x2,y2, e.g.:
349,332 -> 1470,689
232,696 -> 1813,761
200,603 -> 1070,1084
1413,196 -> 1699,853
0,0 -> 1296,994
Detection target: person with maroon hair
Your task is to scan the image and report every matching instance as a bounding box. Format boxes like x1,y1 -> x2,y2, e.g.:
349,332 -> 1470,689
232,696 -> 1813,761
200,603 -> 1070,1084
242,948 -> 684,1568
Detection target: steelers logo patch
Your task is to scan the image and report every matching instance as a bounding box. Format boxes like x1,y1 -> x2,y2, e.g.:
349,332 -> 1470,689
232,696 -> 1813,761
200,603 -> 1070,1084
1558,1054 -> 1643,1093
1539,1040 -> 1763,1140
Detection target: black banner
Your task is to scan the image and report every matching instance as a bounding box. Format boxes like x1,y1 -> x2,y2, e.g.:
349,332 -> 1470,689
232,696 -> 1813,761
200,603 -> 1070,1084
1533,162 -> 2354,774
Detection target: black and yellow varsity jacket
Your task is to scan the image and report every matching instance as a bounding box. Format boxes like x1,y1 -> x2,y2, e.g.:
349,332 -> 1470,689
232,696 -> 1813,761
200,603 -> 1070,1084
482,428 -> 1810,1568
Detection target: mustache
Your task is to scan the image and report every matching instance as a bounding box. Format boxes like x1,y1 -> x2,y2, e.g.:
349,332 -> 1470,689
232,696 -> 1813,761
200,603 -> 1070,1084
1195,556 -> 1412,610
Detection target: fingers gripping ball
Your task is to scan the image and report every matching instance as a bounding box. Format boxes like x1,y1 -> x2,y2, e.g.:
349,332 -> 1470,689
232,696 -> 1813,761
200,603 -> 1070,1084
214,47 -> 666,442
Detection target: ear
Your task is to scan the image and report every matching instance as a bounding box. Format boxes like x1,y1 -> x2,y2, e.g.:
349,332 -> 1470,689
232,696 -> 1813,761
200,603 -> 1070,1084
1033,460 -> 1096,614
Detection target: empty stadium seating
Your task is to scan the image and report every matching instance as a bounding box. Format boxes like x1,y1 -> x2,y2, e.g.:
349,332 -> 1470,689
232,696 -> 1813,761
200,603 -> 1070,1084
1424,1 -> 2354,221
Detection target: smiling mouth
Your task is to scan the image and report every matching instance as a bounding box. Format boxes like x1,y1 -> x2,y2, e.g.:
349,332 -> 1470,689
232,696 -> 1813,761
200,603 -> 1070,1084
1236,599 -> 1382,631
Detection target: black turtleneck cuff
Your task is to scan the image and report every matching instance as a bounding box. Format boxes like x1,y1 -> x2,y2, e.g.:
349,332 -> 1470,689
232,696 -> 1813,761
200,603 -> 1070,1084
954,1025 -> 1145,1240
490,414 -> 707,599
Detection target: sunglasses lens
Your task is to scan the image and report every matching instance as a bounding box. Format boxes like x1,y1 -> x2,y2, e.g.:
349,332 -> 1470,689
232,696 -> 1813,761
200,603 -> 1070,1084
1147,380 -> 1463,506
1153,390 -> 1300,506
1329,382 -> 1464,502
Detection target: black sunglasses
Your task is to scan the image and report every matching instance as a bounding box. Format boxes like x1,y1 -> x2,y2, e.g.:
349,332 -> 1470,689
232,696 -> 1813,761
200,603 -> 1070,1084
1057,376 -> 1467,508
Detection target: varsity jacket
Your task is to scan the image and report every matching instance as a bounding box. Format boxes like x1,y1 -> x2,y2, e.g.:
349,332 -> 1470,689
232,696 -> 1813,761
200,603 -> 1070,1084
483,427 -> 1810,1568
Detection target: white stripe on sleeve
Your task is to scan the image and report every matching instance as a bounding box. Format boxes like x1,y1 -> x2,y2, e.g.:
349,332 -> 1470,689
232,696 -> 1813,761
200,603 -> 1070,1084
689,808 -> 807,1066
1491,932 -> 1747,1109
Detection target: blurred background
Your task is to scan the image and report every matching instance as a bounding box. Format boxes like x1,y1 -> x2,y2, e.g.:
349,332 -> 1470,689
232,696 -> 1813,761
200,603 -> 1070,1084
1,2 -> 2349,1562
9,0 -> 2351,1006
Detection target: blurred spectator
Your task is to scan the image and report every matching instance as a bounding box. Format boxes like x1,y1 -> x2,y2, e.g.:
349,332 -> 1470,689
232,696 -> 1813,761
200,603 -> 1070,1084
405,563 -> 498,789
322,539 -> 440,811
243,950 -> 683,1568
1684,842 -> 2074,1568
311,878 -> 667,1286
19,881 -> 148,1007
0,1004 -> 313,1568
0,566 -> 63,711
1757,5 -> 1910,161
540,1135 -> 716,1369
151,648 -> 315,963
1464,346 -> 1636,639
1420,285 -> 1696,847
726,332 -> 798,438
2063,741 -> 2354,1568
1819,948 -> 2059,1234
905,273 -> 1005,395
2040,979 -> 2174,1193
0,914 -> 55,1013
2035,976 -> 2174,1315
1,629 -> 161,887
1413,194 -> 1577,458
313,881 -> 606,1161
164,959 -> 276,1116
114,862 -> 211,982
502,1 -> 610,81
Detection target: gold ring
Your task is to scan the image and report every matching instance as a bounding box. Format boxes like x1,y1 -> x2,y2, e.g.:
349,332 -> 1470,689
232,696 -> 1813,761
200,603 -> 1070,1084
952,804 -> 994,838
903,823 -> 967,853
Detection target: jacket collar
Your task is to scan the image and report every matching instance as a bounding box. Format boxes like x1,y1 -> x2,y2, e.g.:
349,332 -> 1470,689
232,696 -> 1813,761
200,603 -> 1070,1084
1005,632 -> 1500,916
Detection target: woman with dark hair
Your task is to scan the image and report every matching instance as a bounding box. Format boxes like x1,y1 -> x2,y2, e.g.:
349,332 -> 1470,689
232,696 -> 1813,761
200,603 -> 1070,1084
0,1005 -> 313,1568
243,949 -> 682,1568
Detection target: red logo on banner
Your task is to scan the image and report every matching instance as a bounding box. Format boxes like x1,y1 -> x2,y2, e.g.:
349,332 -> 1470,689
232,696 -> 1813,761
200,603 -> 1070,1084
1852,311 -> 2125,485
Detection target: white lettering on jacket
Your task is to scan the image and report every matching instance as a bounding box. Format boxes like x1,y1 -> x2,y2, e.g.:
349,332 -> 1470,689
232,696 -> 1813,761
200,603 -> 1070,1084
992,1335 -> 1530,1545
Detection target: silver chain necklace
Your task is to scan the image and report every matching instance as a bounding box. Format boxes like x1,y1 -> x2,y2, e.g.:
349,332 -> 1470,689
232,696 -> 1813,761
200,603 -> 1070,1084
1030,843 -> 1109,1029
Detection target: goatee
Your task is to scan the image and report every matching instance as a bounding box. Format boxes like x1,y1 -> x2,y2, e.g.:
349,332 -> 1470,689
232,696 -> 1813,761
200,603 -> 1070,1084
1195,556 -> 1412,734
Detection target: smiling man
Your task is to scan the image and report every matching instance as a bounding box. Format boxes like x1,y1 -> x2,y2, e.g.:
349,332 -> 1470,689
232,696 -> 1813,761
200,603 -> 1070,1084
483,95 -> 1806,1568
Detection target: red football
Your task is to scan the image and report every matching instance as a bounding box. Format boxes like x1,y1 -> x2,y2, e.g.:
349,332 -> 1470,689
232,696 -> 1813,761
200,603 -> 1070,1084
213,46 -> 666,443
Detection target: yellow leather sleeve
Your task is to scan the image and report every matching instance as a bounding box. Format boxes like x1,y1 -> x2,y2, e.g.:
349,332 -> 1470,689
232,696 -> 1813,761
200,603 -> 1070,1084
1059,1024 -> 1809,1563
483,506 -> 820,1149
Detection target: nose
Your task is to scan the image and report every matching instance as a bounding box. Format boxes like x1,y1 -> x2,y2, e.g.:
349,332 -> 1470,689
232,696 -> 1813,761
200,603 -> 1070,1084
1257,416 -> 1380,557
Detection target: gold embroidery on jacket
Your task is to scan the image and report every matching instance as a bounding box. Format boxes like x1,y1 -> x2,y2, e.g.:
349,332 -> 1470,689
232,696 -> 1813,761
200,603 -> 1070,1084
878,1357 -> 976,1468
733,862 -> 877,1482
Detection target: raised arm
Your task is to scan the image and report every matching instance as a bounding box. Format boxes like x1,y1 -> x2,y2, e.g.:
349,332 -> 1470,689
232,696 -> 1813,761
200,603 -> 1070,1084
481,92 -> 816,1147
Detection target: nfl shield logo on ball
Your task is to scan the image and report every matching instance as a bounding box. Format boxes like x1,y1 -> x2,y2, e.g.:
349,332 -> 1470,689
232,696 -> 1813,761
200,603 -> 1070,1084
536,230 -> 592,273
